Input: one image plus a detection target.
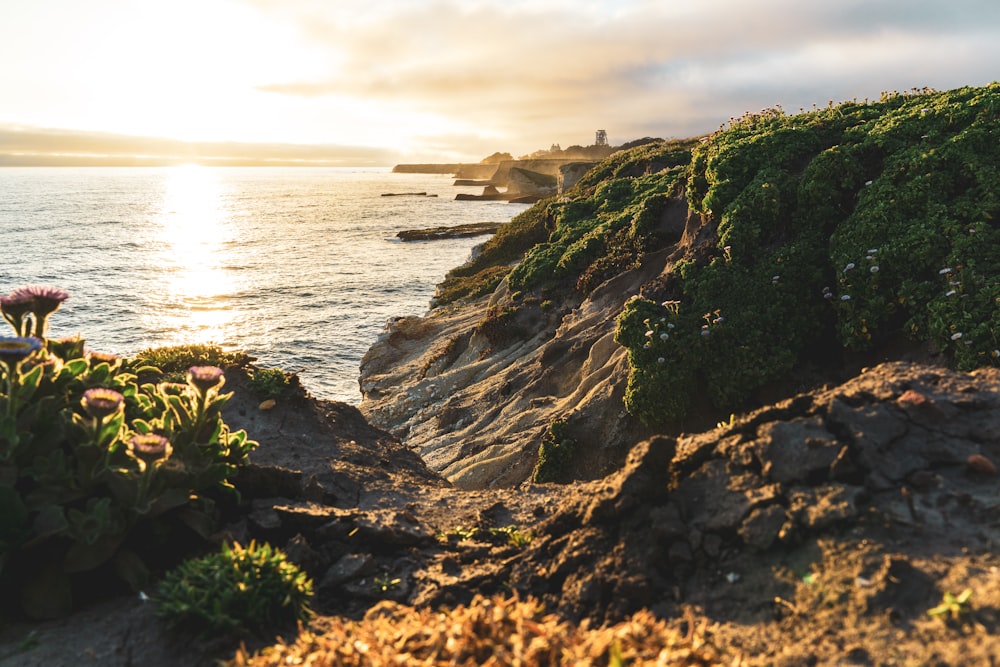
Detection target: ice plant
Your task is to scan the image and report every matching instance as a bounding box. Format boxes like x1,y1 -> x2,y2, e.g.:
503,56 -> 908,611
0,335 -> 42,417
81,387 -> 124,420
6,285 -> 70,338
0,335 -> 41,371
128,433 -> 172,470
0,293 -> 35,336
188,365 -> 225,393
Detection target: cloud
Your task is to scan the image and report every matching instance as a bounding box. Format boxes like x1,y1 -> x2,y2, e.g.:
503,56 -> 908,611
0,125 -> 400,166
243,0 -> 1000,155
4,0 -> 997,161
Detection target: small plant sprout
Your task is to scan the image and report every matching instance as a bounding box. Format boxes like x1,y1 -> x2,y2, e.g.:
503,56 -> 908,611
927,588 -> 973,622
660,300 -> 681,315
373,574 -> 402,594
490,525 -> 534,548
715,413 -> 736,429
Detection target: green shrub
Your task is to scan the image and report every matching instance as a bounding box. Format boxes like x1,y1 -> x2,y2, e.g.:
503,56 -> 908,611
616,84 -> 1000,425
532,419 -> 576,484
129,344 -> 249,383
248,367 -> 290,400
508,152 -> 689,294
0,286 -> 257,618
156,540 -> 313,636
434,203 -> 555,306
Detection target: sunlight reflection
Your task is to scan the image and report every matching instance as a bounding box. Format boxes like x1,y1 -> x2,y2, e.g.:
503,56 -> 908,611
148,165 -> 237,345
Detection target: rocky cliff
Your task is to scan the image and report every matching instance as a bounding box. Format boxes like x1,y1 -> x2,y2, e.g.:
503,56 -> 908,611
361,84 -> 1000,490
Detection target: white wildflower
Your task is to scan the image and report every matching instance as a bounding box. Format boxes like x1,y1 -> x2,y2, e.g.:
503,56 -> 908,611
844,263 -> 856,272
841,295 -> 851,301
864,180 -> 873,186
657,357 -> 666,364
946,290 -> 957,297
951,332 -> 963,340
870,266 -> 879,273
660,332 -> 669,341
939,267 -> 953,274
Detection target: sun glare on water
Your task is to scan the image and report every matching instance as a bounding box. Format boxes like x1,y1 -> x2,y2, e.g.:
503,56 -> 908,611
146,165 -> 239,346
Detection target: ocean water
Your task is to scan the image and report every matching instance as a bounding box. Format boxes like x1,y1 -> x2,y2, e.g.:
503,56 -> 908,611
0,166 -> 527,403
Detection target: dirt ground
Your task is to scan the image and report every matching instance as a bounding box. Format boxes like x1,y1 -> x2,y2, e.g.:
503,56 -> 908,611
1,361 -> 999,666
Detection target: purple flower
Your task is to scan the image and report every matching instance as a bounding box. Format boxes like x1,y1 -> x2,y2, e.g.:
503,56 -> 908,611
0,335 -> 42,369
5,285 -> 70,338
81,387 -> 124,420
188,365 -> 225,392
87,350 -> 119,365
0,293 -> 35,336
8,285 -> 69,317
128,433 -> 172,465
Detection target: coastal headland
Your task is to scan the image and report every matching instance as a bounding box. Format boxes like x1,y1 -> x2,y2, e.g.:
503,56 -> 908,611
3,84 -> 999,666
394,158 -> 601,203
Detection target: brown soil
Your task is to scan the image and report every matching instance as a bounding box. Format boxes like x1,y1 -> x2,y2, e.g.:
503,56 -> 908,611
2,361 -> 999,666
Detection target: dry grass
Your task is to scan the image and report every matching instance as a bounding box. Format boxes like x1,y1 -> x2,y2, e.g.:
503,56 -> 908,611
228,595 -> 741,666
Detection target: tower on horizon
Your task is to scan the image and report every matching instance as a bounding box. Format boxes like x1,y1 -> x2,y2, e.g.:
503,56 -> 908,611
595,129 -> 608,147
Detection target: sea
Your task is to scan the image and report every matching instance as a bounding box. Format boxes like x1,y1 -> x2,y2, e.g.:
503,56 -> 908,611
0,166 -> 528,403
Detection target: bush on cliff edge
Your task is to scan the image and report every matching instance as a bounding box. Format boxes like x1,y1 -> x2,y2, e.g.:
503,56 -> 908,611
615,84 -> 1000,424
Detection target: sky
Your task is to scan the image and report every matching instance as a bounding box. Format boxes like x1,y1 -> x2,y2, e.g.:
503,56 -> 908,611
1,0 -> 998,165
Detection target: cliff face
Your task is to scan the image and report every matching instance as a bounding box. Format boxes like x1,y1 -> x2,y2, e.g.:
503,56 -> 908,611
362,84 -> 1000,490
359,195 -> 699,489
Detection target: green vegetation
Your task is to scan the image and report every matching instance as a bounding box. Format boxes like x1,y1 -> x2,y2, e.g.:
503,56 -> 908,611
372,573 -> 402,594
927,588 -> 973,623
156,540 -> 313,636
612,85 -> 1000,424
247,367 -> 290,400
437,524 -> 533,548
129,343 -> 249,383
0,287 -> 257,618
509,140 -> 695,294
531,419 -> 576,483
434,203 -> 554,306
